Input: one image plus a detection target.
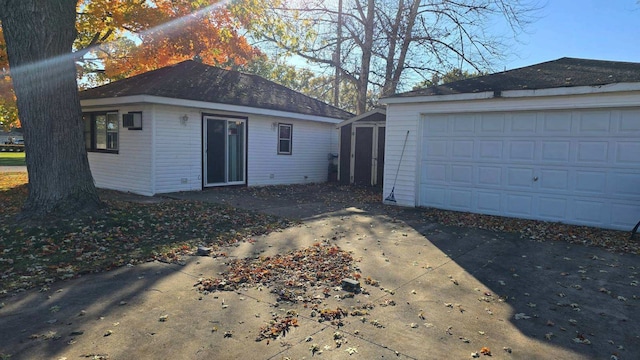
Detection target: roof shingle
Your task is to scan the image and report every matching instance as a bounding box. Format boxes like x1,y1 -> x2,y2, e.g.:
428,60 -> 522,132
393,57 -> 640,98
80,61 -> 353,120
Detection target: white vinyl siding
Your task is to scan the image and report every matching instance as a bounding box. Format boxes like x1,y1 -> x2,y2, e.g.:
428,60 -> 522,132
84,102 -> 341,195
382,104 -> 422,207
152,105 -> 203,194
248,116 -> 335,186
86,105 -> 153,195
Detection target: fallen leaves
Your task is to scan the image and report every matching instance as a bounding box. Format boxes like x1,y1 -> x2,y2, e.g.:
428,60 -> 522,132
194,243 -> 356,302
0,175 -> 294,296
572,334 -> 591,345
422,208 -> 637,254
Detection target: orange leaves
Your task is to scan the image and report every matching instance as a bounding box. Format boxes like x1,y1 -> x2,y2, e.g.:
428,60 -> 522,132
194,243 -> 357,306
79,0 -> 261,80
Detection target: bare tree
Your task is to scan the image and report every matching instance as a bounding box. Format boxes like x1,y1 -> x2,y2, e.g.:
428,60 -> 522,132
238,0 -> 540,114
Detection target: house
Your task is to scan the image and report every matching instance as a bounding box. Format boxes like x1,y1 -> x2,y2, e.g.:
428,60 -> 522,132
337,108 -> 386,186
380,57 -> 640,231
79,61 -> 353,196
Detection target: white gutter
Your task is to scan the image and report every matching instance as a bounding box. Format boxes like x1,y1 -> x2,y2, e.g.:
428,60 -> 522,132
380,91 -> 495,104
380,82 -> 640,104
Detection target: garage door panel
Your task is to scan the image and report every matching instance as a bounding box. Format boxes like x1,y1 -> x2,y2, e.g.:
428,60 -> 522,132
424,139 -> 448,159
480,114 -> 505,132
543,112 -> 572,133
509,141 -> 535,161
507,168 -> 534,188
611,203 -> 640,228
575,171 -> 607,194
420,109 -> 640,230
538,197 -> 567,219
477,191 -> 502,213
577,141 -> 609,163
450,189 -> 473,209
542,141 -> 571,162
421,186 -> 446,206
578,111 -> 611,133
478,166 -> 502,186
615,142 -> 640,164
452,140 -> 474,159
506,194 -> 533,216
479,140 -> 503,159
609,172 -> 640,197
539,169 -> 569,190
573,199 -> 607,225
425,115 -> 448,134
422,163 -> 446,183
618,109 -> 640,132
453,115 -> 475,133
510,113 -> 537,133
451,165 -> 473,184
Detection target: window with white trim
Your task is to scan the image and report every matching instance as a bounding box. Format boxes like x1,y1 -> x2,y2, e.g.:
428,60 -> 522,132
278,123 -> 292,155
83,111 -> 119,153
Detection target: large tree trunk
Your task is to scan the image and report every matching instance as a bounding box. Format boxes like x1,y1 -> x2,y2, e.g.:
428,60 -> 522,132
0,0 -> 103,220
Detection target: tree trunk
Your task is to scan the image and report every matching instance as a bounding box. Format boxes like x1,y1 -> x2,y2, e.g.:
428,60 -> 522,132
356,0 -> 375,115
0,0 -> 103,221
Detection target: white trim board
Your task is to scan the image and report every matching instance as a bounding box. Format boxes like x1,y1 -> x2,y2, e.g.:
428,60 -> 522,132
81,95 -> 344,124
380,82 -> 640,105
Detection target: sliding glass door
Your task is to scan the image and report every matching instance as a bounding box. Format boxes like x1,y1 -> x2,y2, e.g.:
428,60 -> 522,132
204,117 -> 246,186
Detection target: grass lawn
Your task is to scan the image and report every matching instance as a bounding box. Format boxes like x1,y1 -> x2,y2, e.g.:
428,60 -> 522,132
0,174 -> 294,296
0,151 -> 26,166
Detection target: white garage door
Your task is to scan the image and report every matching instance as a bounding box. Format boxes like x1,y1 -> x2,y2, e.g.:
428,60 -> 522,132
419,109 -> 640,230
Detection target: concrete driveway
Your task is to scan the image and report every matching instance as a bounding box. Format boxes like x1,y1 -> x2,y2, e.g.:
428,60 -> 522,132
1,185 -> 638,359
0,165 -> 26,173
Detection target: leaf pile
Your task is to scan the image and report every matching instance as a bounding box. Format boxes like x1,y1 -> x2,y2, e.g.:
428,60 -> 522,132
0,174 -> 294,296
194,243 -> 357,302
256,314 -> 299,342
422,208 -> 638,254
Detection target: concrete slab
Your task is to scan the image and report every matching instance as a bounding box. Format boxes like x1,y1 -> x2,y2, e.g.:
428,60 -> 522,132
1,185 -> 638,360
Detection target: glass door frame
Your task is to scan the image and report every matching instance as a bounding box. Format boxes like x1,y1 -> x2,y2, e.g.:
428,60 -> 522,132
203,115 -> 247,187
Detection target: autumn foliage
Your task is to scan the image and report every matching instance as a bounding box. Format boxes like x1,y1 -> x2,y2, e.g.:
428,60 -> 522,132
0,27 -> 18,130
76,0 -> 260,80
0,0 -> 260,129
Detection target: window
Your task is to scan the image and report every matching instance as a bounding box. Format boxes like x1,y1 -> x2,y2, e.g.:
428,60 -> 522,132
278,123 -> 292,155
83,111 -> 119,152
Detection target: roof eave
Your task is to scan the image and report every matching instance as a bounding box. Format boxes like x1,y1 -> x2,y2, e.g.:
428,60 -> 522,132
381,82 -> 640,104
380,91 -> 494,104
80,95 -> 344,124
336,108 -> 386,128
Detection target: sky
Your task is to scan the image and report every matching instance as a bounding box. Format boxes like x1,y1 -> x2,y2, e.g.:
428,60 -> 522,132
501,0 -> 640,70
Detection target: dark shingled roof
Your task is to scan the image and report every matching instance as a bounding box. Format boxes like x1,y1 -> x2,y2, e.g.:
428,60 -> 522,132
393,57 -> 640,98
80,61 -> 353,120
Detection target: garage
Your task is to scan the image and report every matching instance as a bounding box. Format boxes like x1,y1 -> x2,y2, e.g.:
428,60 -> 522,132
380,57 -> 640,231
420,109 -> 640,230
